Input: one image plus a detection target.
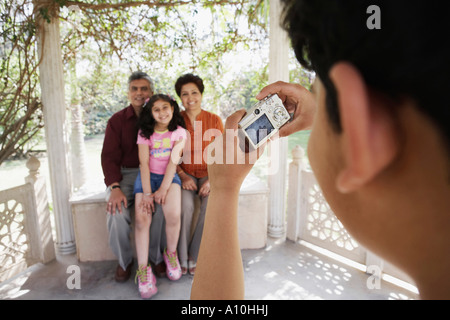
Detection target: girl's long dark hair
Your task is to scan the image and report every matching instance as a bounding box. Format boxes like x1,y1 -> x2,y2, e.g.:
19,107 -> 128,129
137,94 -> 186,139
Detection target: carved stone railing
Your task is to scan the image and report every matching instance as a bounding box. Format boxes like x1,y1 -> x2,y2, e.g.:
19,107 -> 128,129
0,156 -> 55,282
286,145 -> 414,285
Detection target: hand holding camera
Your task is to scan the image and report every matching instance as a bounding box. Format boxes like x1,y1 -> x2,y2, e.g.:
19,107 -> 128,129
238,93 -> 291,152
256,81 -> 316,138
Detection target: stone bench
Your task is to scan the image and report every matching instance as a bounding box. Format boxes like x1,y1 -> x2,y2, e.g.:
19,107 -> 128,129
70,174 -> 269,262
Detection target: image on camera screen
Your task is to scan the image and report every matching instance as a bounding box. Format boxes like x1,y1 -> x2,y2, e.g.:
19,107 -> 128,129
245,114 -> 275,146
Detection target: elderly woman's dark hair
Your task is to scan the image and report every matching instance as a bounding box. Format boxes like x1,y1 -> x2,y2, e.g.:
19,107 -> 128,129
174,73 -> 205,97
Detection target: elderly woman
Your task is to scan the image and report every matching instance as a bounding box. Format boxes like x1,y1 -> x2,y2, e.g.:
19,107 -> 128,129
175,73 -> 224,275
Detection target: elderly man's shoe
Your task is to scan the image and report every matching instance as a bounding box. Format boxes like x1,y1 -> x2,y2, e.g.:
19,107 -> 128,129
115,261 -> 133,282
153,261 -> 166,278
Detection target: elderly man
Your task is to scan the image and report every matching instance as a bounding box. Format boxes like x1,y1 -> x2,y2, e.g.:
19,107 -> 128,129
101,71 -> 165,282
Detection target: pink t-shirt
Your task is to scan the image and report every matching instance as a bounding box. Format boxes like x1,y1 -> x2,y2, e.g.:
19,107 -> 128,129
137,126 -> 187,175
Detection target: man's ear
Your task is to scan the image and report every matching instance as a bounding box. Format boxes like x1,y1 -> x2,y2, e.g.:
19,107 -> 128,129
329,62 -> 399,193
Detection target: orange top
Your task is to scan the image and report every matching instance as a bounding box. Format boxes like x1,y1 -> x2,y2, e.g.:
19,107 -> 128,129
178,109 -> 224,178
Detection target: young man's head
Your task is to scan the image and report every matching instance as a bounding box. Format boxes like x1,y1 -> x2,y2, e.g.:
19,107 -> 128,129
282,0 -> 450,298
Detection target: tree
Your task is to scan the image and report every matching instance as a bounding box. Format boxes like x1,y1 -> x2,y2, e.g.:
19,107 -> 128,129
0,0 -> 269,165
0,0 -> 44,163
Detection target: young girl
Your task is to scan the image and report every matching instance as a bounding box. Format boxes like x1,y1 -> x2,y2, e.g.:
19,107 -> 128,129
133,94 -> 186,299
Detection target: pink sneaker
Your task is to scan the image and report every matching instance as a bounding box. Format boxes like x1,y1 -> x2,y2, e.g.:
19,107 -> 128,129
135,265 -> 157,299
164,249 -> 182,281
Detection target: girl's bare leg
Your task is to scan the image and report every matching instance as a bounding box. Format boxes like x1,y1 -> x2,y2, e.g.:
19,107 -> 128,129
134,193 -> 152,266
162,184 -> 181,253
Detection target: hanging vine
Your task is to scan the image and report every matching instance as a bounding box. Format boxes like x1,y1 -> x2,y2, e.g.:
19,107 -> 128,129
0,0 -> 268,164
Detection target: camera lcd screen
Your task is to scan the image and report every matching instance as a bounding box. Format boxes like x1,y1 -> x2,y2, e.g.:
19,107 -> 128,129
245,114 -> 275,145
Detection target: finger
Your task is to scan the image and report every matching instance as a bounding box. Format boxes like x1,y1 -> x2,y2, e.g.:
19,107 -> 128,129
200,185 -> 210,194
186,183 -> 197,191
256,81 -> 290,100
107,202 -> 112,215
142,201 -> 148,213
225,109 -> 247,129
278,121 -> 303,138
257,82 -> 308,115
116,202 -> 123,215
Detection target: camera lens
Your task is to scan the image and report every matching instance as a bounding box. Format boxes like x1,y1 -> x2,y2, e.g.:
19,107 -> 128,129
254,109 -> 260,115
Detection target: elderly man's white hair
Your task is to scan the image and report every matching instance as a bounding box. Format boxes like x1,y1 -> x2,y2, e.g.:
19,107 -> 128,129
128,71 -> 155,93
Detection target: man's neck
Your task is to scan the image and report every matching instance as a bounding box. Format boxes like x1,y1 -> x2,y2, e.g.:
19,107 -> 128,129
132,104 -> 142,117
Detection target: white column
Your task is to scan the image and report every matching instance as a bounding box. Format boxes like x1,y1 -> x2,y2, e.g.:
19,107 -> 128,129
70,102 -> 88,191
286,146 -> 306,241
68,7 -> 88,191
35,5 -> 76,254
267,0 -> 289,238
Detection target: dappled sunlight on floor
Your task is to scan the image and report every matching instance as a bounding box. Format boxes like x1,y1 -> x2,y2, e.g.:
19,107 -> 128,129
0,237 -> 419,300
241,238 -> 418,300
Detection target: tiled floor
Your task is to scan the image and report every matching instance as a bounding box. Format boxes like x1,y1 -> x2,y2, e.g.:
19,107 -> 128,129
0,237 -> 419,300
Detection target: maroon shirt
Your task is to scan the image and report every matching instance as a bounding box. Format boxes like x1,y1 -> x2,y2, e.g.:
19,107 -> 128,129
101,105 -> 140,186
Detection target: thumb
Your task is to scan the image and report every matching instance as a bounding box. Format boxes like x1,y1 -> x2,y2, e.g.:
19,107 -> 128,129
278,121 -> 301,138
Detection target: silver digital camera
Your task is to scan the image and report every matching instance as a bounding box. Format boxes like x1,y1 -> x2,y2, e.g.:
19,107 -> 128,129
238,94 -> 290,151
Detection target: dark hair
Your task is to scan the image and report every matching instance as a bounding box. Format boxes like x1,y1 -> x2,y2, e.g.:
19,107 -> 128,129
128,71 -> 155,93
174,73 -> 205,97
281,0 -> 450,151
137,94 -> 186,139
